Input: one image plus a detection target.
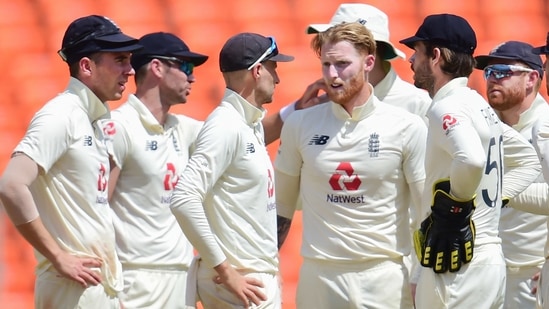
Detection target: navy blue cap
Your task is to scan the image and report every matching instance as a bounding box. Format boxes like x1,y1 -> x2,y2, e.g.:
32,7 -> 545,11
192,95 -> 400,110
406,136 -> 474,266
399,14 -> 476,55
532,32 -> 549,55
219,33 -> 294,72
59,15 -> 142,64
131,32 -> 209,71
475,41 -> 543,77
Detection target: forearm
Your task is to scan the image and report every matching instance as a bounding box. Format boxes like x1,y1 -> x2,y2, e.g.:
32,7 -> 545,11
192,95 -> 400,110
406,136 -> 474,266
171,193 -> 226,268
0,155 -> 64,266
502,124 -> 541,198
450,159 -> 483,199
510,182 -> 549,215
277,215 -> 292,250
262,113 -> 284,146
15,218 -> 64,264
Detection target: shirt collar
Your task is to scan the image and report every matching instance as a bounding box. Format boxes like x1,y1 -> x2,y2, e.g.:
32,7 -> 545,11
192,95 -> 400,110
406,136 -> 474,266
331,83 -> 377,121
373,64 -> 397,101
66,77 -> 110,122
432,77 -> 469,103
222,88 -> 266,125
126,94 -> 176,133
514,93 -> 549,132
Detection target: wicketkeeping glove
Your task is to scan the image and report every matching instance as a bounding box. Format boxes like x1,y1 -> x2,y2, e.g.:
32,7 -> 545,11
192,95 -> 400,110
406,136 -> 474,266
413,179 -> 476,273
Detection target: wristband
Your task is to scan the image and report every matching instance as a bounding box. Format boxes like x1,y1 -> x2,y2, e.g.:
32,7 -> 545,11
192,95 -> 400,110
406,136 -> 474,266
279,102 -> 296,122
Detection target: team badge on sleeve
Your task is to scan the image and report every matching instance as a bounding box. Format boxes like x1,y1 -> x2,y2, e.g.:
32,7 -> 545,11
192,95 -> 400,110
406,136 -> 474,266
441,114 -> 459,133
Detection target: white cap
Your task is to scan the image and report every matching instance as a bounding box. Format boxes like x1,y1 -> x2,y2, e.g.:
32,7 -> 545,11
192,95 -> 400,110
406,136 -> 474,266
306,3 -> 406,60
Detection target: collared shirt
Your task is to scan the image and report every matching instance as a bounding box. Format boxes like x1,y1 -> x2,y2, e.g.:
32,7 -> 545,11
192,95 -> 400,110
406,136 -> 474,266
15,77 -> 123,294
276,84 -> 427,261
375,66 -> 431,122
109,94 -> 202,268
425,77 -> 504,246
170,88 -> 278,273
501,94 -> 549,267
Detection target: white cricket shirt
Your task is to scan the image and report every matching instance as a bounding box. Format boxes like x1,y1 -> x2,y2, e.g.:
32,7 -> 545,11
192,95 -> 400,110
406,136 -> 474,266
424,77 -> 503,246
14,77 -> 123,294
275,86 -> 427,261
109,94 -> 202,267
529,97 -> 549,259
170,89 -> 278,273
499,94 -> 548,267
375,66 -> 431,122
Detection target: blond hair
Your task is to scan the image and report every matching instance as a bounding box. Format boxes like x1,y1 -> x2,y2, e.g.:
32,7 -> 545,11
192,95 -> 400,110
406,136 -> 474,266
311,22 -> 376,57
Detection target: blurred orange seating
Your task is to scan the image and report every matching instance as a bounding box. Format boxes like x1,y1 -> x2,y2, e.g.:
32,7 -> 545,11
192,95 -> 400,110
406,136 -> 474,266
480,0 -> 543,15
0,1 -> 46,53
8,52 -> 68,117
484,15 -> 545,44
232,0 -> 291,21
35,0 -> 105,53
417,0 -> 479,16
103,1 -> 168,38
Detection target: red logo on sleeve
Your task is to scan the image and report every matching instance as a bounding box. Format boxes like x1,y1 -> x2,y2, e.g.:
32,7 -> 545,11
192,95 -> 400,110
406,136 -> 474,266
442,114 -> 458,131
102,121 -> 116,136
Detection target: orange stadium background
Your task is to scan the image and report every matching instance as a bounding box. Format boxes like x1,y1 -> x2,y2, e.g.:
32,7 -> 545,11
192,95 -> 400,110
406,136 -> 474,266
1,0 -> 549,307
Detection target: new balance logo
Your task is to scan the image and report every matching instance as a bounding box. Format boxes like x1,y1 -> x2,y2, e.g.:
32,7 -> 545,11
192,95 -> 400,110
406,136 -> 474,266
83,135 -> 93,146
308,135 -> 330,145
246,143 -> 255,154
146,140 -> 158,151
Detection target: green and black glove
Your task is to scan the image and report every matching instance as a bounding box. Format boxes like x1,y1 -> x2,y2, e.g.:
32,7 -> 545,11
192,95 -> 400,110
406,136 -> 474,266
414,179 -> 476,273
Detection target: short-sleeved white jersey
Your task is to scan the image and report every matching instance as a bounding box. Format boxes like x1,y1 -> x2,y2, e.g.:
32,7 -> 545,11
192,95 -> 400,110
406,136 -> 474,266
500,94 -> 548,267
170,89 -> 278,273
424,78 -> 503,246
108,95 -> 202,267
275,87 -> 427,261
14,77 -> 123,294
375,66 -> 431,122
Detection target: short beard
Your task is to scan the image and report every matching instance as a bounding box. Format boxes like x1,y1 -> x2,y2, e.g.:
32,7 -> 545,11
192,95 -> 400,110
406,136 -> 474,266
414,64 -> 435,96
487,85 -> 525,112
327,71 -> 365,105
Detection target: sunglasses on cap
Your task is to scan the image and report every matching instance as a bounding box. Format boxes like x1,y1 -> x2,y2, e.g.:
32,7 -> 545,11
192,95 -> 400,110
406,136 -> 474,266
247,36 -> 277,70
483,64 -> 534,80
151,55 -> 195,76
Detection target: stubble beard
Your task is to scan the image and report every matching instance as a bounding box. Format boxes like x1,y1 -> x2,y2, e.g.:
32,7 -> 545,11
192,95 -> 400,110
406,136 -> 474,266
327,71 -> 365,105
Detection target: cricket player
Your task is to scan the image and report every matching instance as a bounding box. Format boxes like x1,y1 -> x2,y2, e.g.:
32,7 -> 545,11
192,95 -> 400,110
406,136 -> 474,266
475,40 -> 548,308
400,14 -> 506,308
303,3 -> 431,122
300,4 -> 433,282
0,15 -> 141,308
528,32 -> 549,309
170,32 -> 293,308
107,32 -> 207,308
276,22 -> 427,309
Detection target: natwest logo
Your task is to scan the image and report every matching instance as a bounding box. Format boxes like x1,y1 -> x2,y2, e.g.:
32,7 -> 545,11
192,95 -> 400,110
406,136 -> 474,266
164,162 -> 179,191
329,162 -> 361,191
267,169 -> 274,198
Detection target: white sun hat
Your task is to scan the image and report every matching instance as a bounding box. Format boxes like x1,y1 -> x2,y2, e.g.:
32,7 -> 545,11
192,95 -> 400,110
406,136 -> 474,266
307,3 -> 406,60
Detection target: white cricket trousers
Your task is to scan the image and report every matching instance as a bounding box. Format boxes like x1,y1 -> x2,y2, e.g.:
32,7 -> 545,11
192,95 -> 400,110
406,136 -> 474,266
504,265 -> 540,309
196,259 -> 281,308
35,269 -> 120,309
119,266 -> 189,309
296,257 -> 414,309
536,259 -> 549,309
415,242 -> 506,309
